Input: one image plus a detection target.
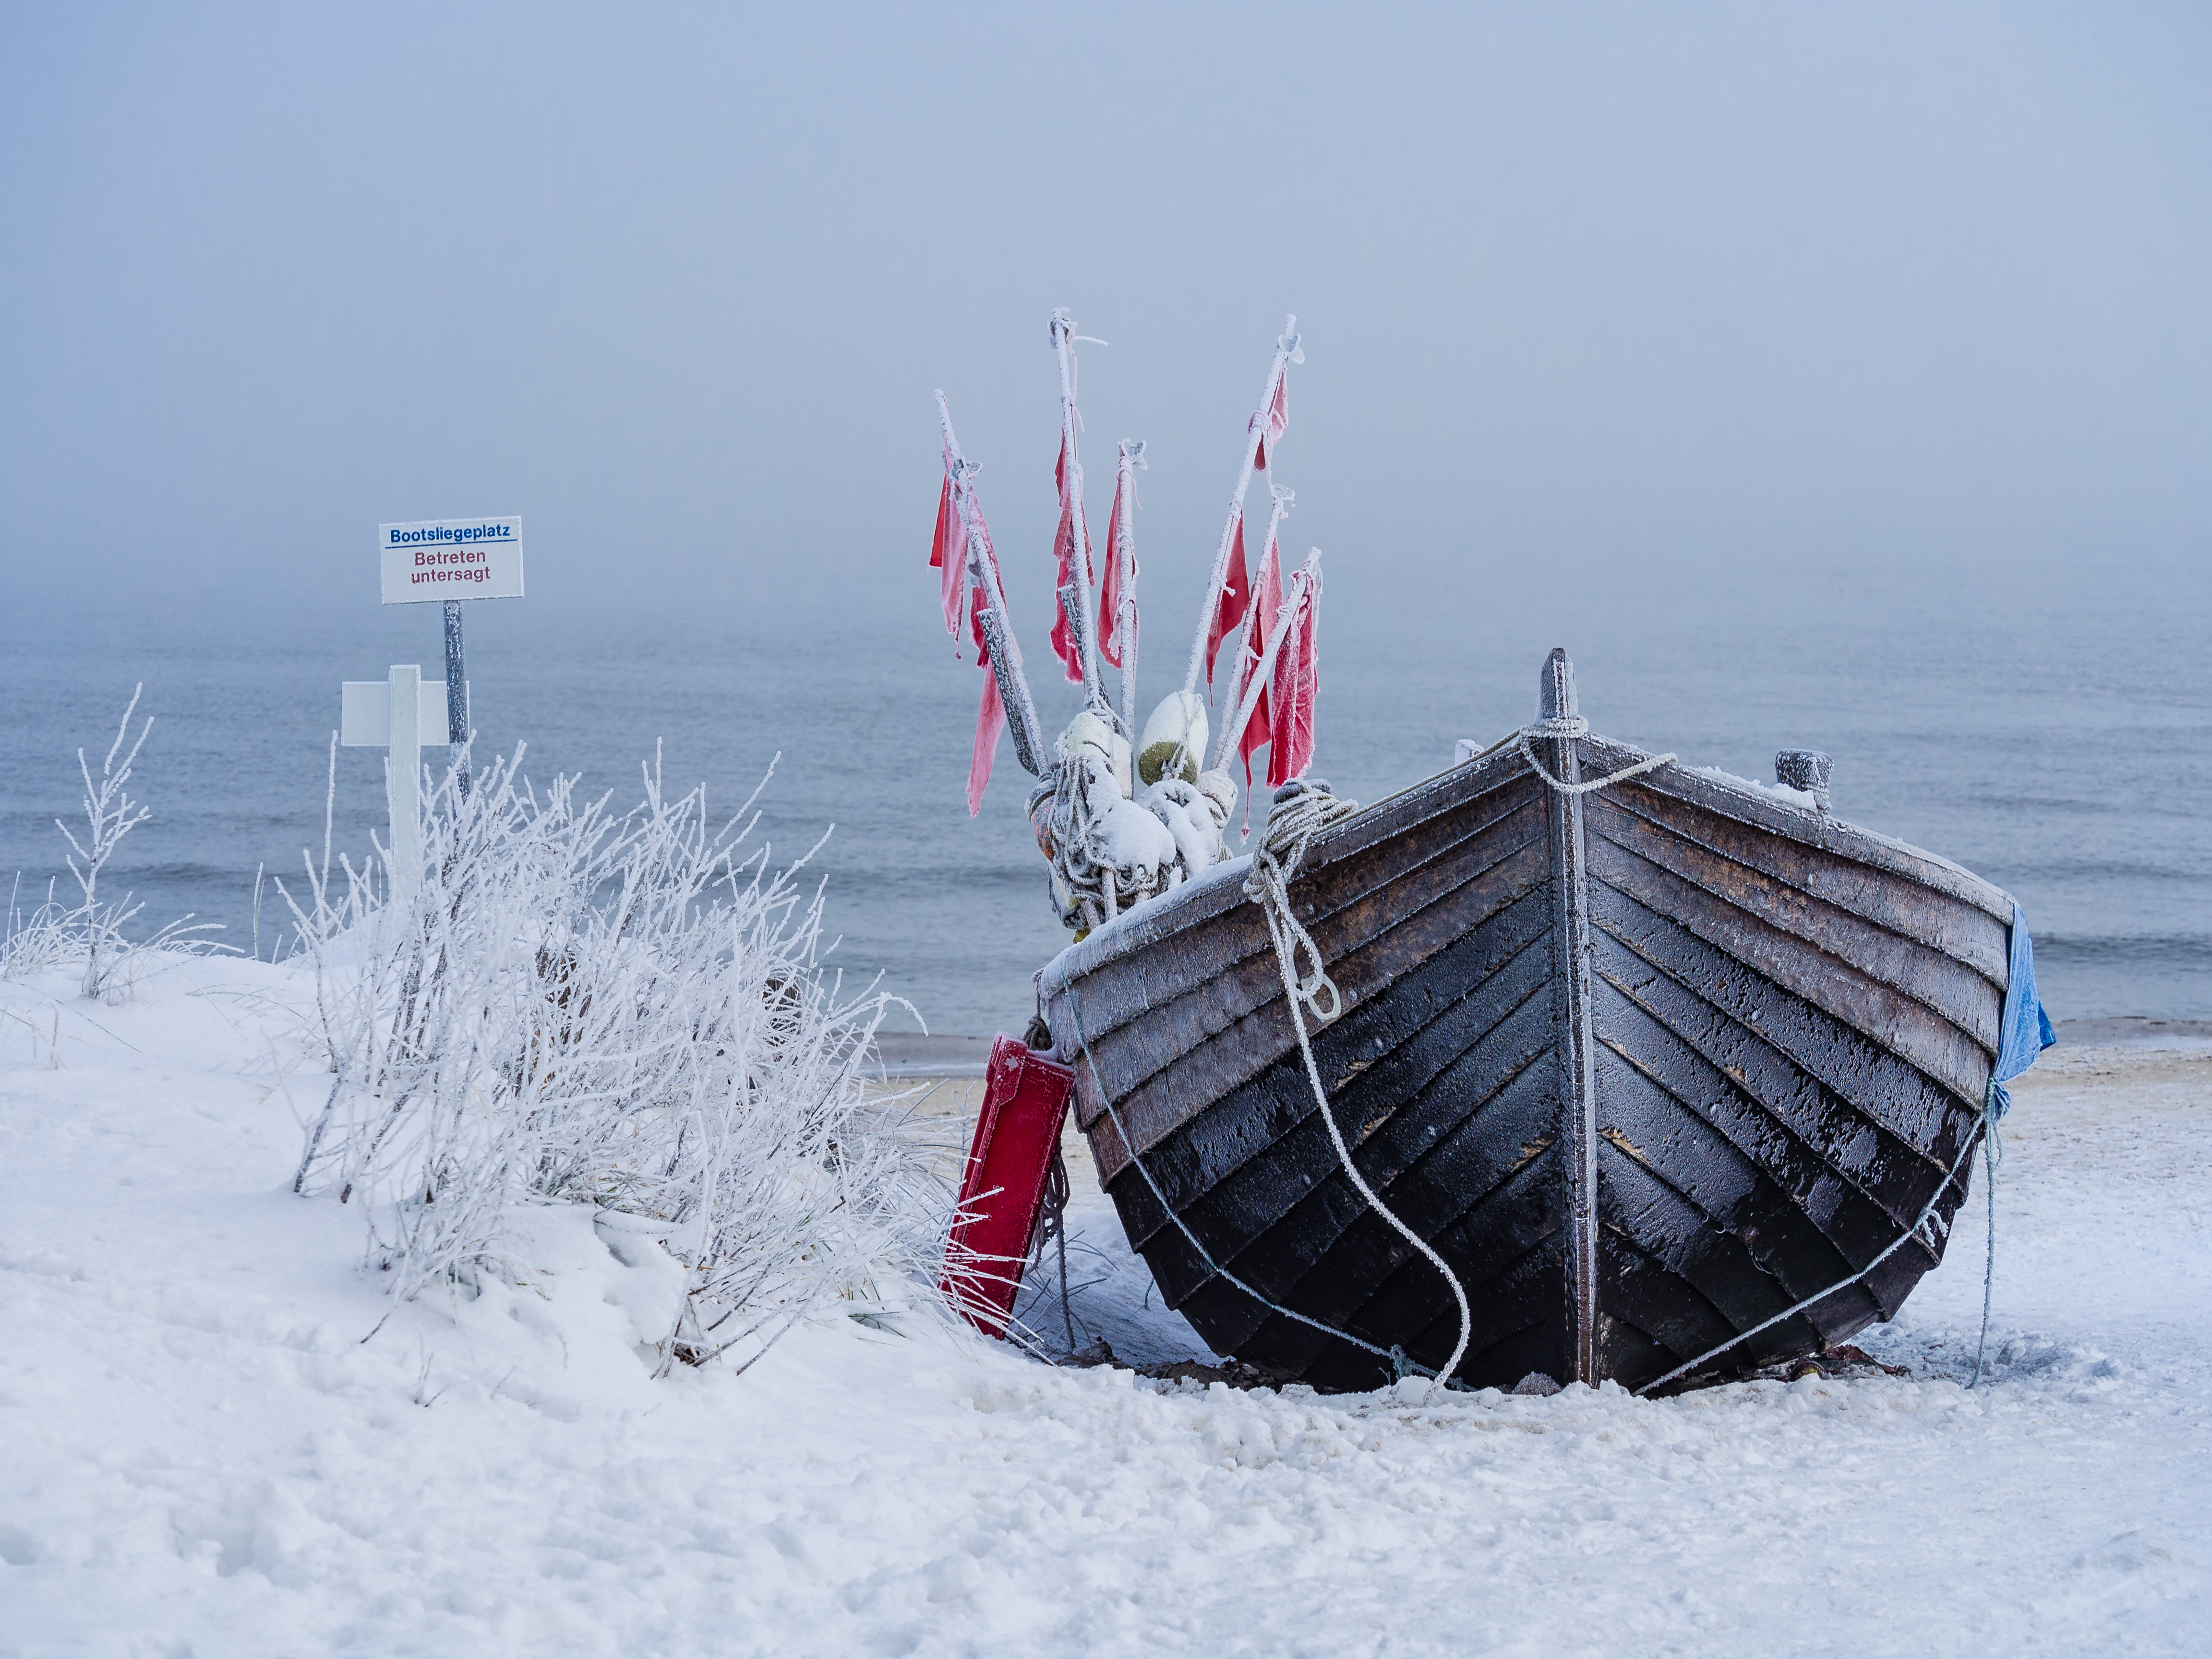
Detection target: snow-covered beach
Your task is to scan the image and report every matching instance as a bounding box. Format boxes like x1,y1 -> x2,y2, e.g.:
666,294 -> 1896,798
3,956 -> 2203,1657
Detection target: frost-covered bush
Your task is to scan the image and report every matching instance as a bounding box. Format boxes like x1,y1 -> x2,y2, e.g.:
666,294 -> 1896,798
2,686 -> 226,995
283,745 -> 950,1372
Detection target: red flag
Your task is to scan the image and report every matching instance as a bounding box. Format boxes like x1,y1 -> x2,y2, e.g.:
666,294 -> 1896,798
930,474 -> 952,568
1235,535 -> 1284,788
935,462 -> 1018,811
1097,472 -> 1128,670
932,462 -> 969,646
1203,508 -> 1249,693
968,661 -> 1007,817
1251,371 -> 1290,470
1266,571 -> 1319,788
1048,433 -> 1094,684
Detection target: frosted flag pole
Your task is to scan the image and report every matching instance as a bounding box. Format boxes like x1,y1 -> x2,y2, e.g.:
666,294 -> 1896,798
936,392 -> 1049,781
1182,316 -> 1303,698
1212,484 -> 1292,771
1218,551 -> 1321,782
1101,438 -> 1146,738
1048,310 -> 1111,720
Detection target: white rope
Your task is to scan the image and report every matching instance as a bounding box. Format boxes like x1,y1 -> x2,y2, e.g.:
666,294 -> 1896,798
1065,983 -> 1430,1380
1514,716 -> 1678,796
1636,1119 -> 1986,1395
1969,1092 -> 2003,1389
1241,784 -> 1474,1401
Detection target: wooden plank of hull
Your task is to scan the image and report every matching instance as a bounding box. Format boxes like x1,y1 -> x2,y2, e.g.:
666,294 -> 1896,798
1154,983 -> 1559,1344
1589,976 -> 1937,1322
1599,779 -> 2011,990
1070,799 -> 1547,1149
1579,735 -> 2015,926
1586,831 -> 1995,1108
1239,1152 -> 1571,1391
1589,928 -> 1964,1236
1059,771 -> 1546,1070
1586,794 -> 2005,1052
1588,886 -> 1984,1174
1045,654 -> 2007,1391
1102,900 -> 1556,1271
1042,740 -> 1547,1024
1076,840 -> 1551,1185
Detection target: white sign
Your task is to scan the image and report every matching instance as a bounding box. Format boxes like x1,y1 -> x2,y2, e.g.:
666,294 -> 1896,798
379,517 -> 525,604
341,677 -> 455,747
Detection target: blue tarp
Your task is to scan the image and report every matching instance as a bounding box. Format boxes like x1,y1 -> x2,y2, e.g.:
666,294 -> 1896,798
1989,904 -> 2057,1119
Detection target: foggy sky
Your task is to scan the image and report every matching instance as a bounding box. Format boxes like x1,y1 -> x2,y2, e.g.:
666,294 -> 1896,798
3,3 -> 2208,633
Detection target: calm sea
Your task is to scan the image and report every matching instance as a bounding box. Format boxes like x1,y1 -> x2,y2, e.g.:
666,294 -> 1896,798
5,550 -> 2206,1035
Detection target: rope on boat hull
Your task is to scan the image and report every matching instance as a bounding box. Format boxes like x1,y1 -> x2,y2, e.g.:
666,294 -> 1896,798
1241,781 -> 1474,1402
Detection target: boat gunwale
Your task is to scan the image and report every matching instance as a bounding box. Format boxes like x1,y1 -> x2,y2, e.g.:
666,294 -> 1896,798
1039,727 -> 2017,1014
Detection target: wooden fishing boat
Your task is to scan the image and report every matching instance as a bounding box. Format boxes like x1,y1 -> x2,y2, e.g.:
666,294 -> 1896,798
1038,649 -> 2021,1394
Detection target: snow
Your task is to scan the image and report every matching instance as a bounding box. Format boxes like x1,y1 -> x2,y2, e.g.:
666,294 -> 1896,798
4,958 -> 2207,1656
1687,763 -> 1821,810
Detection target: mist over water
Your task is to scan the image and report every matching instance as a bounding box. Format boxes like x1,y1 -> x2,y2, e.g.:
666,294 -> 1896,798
3,8 -> 2207,1033
5,543 -> 2203,1035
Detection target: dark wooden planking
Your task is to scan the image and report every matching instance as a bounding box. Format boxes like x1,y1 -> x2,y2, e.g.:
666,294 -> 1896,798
1277,1203 -> 1571,1391
1330,1130 -> 1567,1346
1190,1024 -> 1559,1354
1048,769 -> 1545,1050
1334,1172 -> 1571,1386
1603,781 -> 2011,991
1589,1036 -> 1886,1331
1592,1300 -> 1685,1391
1079,862 -> 1551,1180
1579,736 -> 2015,926
1118,926 -> 1554,1258
1595,1144 -> 1825,1348
1096,937 -> 1555,1336
1586,796 -> 2004,1050
1591,976 -> 1935,1316
1591,929 -> 1961,1239
1592,1228 -> 1736,1382
1591,884 -> 1983,1171
1041,734 -> 1543,969
1066,792 -> 1547,1123
1588,833 -> 1995,1107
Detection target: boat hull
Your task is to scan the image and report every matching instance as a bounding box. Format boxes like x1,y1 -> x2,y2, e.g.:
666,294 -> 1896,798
1039,655 -> 2012,1393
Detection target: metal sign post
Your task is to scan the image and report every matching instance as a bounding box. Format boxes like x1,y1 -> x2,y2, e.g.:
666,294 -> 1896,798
442,600 -> 469,793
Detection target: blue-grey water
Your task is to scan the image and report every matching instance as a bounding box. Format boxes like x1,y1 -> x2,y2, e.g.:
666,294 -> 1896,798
4,549 -> 2206,1035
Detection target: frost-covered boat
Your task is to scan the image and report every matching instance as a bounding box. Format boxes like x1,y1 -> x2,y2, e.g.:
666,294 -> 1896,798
929,317 -> 2044,1390
1035,650 -> 2044,1393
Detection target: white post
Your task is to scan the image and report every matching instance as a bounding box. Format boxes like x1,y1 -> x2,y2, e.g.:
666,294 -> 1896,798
1183,316 -> 1303,698
388,664 -> 421,892
343,667 -> 448,896
1049,310 -> 1108,717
